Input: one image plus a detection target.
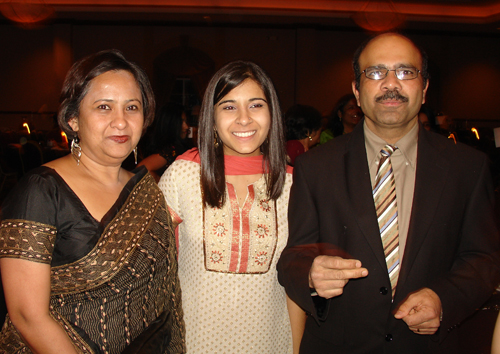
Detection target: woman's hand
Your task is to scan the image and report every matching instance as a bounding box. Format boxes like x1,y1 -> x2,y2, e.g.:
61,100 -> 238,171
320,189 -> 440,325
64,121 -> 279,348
286,295 -> 306,354
0,258 -> 78,354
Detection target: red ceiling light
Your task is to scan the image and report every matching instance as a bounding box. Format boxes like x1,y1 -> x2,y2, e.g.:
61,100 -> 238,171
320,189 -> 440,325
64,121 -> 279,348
0,0 -> 54,27
352,0 -> 406,32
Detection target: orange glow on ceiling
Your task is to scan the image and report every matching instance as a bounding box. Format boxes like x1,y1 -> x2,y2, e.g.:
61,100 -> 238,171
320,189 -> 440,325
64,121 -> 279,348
43,0 -> 500,19
3,0 -> 500,26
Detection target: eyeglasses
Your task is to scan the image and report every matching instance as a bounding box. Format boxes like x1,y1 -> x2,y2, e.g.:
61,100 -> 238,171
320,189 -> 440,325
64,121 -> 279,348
360,67 -> 421,81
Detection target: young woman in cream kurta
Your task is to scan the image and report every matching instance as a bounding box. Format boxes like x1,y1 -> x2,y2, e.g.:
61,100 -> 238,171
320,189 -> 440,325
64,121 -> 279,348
159,61 -> 305,353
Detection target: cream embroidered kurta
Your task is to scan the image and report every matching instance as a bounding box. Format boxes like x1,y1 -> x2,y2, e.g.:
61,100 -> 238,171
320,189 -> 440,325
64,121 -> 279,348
159,159 -> 293,353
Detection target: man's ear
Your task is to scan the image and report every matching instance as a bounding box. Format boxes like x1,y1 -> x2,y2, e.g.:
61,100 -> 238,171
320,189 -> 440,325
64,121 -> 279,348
352,81 -> 361,107
68,117 -> 79,133
422,80 -> 429,105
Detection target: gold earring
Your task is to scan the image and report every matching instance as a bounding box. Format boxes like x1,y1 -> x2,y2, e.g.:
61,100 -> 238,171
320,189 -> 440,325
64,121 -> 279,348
214,128 -> 219,148
71,136 -> 82,166
133,147 -> 138,164
308,136 -> 313,141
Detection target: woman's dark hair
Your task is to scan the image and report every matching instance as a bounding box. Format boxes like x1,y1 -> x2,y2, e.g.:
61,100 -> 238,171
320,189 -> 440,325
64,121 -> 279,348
284,104 -> 322,141
58,49 -> 155,138
198,60 -> 287,208
327,94 -> 357,137
147,102 -> 189,155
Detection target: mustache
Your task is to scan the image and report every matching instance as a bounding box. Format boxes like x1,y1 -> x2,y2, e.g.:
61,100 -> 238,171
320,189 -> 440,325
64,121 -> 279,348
375,90 -> 408,103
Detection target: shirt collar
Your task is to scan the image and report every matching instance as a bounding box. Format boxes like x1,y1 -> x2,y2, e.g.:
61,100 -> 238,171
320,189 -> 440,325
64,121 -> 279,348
364,120 -> 418,169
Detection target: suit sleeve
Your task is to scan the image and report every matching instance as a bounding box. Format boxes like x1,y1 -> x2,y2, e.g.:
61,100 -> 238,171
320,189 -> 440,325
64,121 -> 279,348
277,155 -> 329,323
430,154 -> 500,341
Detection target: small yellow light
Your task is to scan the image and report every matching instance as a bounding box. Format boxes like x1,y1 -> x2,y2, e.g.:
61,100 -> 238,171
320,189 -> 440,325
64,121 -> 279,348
448,133 -> 457,144
61,131 -> 68,144
471,128 -> 480,140
23,123 -> 30,134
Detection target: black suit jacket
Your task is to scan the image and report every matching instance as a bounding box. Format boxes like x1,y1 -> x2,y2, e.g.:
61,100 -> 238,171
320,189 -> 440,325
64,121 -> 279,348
277,121 -> 500,354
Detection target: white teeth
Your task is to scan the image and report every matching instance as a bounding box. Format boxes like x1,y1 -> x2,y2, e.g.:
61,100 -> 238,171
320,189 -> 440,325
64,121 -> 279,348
233,131 -> 256,137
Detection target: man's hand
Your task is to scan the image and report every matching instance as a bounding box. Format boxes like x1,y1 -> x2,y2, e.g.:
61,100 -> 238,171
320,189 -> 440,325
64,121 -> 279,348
309,256 -> 368,299
394,288 -> 442,335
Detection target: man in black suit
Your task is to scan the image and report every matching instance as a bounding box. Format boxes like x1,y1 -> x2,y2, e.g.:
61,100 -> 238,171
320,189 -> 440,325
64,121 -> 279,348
277,33 -> 500,353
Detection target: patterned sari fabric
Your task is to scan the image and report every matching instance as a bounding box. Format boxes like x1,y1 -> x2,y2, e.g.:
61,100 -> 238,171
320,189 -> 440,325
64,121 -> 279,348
0,167 -> 185,354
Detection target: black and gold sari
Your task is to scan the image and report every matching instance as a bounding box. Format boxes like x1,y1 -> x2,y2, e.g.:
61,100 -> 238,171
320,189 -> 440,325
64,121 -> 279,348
0,166 -> 185,353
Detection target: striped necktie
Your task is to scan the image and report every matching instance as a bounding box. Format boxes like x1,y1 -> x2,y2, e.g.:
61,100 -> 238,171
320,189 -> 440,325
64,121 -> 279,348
373,145 -> 400,298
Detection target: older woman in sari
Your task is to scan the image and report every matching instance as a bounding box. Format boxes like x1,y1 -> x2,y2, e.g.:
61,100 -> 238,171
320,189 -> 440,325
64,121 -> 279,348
0,50 -> 184,354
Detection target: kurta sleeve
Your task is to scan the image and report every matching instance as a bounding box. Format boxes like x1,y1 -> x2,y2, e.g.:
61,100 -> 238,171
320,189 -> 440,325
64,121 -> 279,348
159,160 -> 185,225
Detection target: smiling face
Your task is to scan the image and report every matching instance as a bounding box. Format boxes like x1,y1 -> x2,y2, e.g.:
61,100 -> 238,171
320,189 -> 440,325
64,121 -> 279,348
68,70 -> 144,166
214,78 -> 271,157
352,34 -> 428,142
340,98 -> 363,130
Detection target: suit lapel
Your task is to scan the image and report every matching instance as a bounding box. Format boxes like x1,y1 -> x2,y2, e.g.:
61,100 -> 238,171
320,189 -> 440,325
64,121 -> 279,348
345,123 -> 388,271
397,128 -> 451,291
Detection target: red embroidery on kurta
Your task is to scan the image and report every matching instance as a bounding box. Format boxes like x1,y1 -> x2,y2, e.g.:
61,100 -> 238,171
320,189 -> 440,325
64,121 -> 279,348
238,185 -> 254,273
255,224 -> 269,238
255,251 -> 268,266
227,184 -> 241,273
259,199 -> 271,212
210,250 -> 223,263
213,223 -> 226,237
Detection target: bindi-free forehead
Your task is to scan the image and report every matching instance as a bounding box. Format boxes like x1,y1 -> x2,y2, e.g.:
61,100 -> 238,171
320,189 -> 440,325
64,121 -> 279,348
84,70 -> 142,104
359,34 -> 423,71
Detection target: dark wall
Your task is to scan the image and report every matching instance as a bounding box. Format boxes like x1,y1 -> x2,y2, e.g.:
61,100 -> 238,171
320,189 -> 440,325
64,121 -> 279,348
1,22 -> 499,131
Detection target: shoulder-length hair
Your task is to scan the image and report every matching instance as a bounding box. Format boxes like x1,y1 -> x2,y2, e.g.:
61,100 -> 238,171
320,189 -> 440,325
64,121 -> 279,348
58,49 -> 155,138
198,60 -> 287,208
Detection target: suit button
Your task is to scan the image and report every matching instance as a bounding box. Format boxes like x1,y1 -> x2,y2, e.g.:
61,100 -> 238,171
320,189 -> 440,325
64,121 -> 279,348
385,334 -> 393,341
380,287 -> 388,295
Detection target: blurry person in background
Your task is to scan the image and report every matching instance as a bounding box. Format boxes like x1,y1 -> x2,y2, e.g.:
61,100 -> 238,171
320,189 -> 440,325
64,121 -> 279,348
284,104 -> 322,166
320,93 -> 363,144
139,102 -> 191,182
418,111 -> 432,131
418,106 -> 437,132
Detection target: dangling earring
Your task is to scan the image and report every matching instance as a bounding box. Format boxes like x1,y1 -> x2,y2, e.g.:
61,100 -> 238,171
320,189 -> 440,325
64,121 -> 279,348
308,136 -> 313,141
213,128 -> 219,148
71,136 -> 82,166
133,147 -> 138,164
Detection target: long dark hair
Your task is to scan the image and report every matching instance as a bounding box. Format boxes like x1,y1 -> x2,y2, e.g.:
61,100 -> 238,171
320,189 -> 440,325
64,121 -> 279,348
198,61 -> 287,208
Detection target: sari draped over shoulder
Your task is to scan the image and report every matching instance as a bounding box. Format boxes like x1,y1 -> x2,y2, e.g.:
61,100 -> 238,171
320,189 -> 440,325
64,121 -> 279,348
0,166 -> 185,354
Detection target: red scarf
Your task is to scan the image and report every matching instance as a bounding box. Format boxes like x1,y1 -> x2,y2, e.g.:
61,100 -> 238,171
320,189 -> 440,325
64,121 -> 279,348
176,148 -> 292,175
